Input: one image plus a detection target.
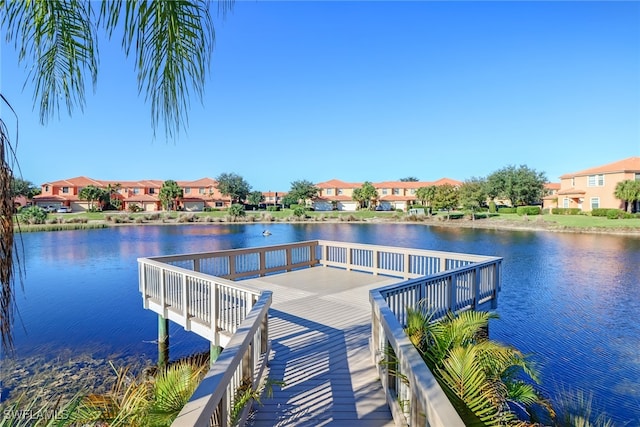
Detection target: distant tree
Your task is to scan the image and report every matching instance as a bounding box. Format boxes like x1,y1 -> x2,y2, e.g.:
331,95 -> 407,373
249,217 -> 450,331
614,180 -> 640,213
288,180 -> 319,206
247,191 -> 264,206
215,173 -> 251,205
400,177 -> 419,182
79,185 -> 108,211
433,184 -> 458,219
352,181 -> 378,210
105,183 -> 122,211
159,180 -> 183,211
416,186 -> 437,215
280,193 -> 298,209
459,178 -> 488,220
485,165 -> 547,206
11,177 -> 39,198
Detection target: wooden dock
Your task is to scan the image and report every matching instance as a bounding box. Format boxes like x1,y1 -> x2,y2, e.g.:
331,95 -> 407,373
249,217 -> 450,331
141,240 -> 502,426
244,267 -> 399,426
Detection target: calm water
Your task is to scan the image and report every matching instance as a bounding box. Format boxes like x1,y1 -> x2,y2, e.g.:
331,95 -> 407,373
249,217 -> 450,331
4,224 -> 640,424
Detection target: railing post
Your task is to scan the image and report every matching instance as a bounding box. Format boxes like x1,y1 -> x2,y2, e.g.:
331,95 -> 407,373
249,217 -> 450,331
286,247 -> 293,271
473,267 -> 480,308
229,255 -> 236,279
259,250 -> 266,276
404,252 -> 410,279
372,249 -> 379,275
346,246 -> 352,271
160,268 -> 166,316
448,274 -> 456,312
182,273 -> 190,330
193,257 -> 200,272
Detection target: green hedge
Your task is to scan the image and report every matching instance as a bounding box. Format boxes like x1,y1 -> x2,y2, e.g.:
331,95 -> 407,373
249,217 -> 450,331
497,207 -> 517,214
551,208 -> 582,215
591,208 -> 609,217
605,209 -> 634,219
488,201 -> 497,213
516,206 -> 541,216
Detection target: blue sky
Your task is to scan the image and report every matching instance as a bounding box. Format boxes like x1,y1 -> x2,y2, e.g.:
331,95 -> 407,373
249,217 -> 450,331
1,1 -> 639,192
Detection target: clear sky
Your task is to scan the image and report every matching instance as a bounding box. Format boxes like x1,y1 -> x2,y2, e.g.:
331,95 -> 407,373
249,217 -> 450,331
1,1 -> 639,192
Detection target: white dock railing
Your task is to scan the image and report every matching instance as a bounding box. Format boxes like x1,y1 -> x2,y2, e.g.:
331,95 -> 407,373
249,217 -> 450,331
370,252 -> 502,427
138,240 -> 502,427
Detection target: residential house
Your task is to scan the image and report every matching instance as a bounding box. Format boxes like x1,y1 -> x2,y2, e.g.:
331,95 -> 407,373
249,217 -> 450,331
313,177 -> 463,212
314,179 -> 362,211
544,157 -> 640,212
33,176 -> 232,212
34,176 -> 106,211
263,191 -> 286,207
177,178 -> 227,211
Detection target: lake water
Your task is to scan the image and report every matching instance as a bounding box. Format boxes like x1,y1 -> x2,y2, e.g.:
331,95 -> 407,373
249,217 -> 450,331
2,223 -> 639,424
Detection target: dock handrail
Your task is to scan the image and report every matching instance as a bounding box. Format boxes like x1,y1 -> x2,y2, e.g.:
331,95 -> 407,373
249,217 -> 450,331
369,253 -> 502,426
138,240 -> 502,426
172,291 -> 272,427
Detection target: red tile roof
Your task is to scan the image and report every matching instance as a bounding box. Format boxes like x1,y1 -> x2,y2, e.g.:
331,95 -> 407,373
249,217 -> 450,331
560,157 -> 640,178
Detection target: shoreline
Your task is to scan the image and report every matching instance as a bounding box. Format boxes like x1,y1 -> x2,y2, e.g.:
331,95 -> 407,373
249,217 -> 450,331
15,214 -> 640,236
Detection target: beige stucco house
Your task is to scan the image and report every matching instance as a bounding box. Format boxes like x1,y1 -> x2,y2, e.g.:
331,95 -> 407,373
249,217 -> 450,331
543,157 -> 640,212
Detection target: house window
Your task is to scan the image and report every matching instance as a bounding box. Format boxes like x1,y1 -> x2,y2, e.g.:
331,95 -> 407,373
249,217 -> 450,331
133,188 -> 140,195
590,197 -> 600,210
62,186 -> 69,194
45,185 -> 49,192
635,173 -> 640,181
215,201 -> 224,207
149,188 -> 155,194
587,174 -> 604,187
563,198 -> 569,208
199,188 -> 205,195
571,177 -> 575,187
184,188 -> 191,194
326,189 -> 333,196
393,188 -> 400,195
382,189 -> 388,195
410,189 -> 416,195
337,189 -> 343,195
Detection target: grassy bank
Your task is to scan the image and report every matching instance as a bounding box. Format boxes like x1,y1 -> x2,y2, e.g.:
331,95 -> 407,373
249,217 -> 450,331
13,209 -> 640,234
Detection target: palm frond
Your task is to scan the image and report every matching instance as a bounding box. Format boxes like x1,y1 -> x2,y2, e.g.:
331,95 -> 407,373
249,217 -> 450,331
147,358 -> 209,425
102,0 -> 215,139
2,0 -> 99,124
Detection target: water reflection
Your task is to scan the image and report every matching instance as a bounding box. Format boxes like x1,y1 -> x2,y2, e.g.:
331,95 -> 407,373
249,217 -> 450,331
6,224 -> 640,423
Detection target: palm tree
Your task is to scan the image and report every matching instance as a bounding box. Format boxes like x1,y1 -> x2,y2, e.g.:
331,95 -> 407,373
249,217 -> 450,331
614,179 -> 640,213
416,186 -> 437,216
0,0 -> 227,349
405,305 -> 553,425
69,358 -> 209,426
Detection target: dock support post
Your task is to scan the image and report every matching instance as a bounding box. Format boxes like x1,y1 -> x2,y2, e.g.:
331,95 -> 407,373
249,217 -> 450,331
158,315 -> 169,367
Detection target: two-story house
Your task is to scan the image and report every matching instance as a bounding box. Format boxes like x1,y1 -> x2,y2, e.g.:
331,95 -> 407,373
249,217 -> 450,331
313,178 -> 463,212
544,157 -> 640,212
33,176 -> 235,212
314,179 -> 362,211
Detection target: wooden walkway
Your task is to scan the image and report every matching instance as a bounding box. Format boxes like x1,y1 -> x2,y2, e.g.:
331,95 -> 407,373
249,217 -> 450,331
243,267 -> 400,427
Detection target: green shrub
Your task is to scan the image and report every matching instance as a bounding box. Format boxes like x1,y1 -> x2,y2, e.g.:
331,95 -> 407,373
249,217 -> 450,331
516,206 -> 541,216
293,206 -> 306,218
228,204 -> 245,217
590,208 -> 609,217
488,201 -> 497,214
605,209 -> 633,219
497,207 -> 517,214
266,206 -> 280,212
18,206 -> 47,224
551,208 -> 581,215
